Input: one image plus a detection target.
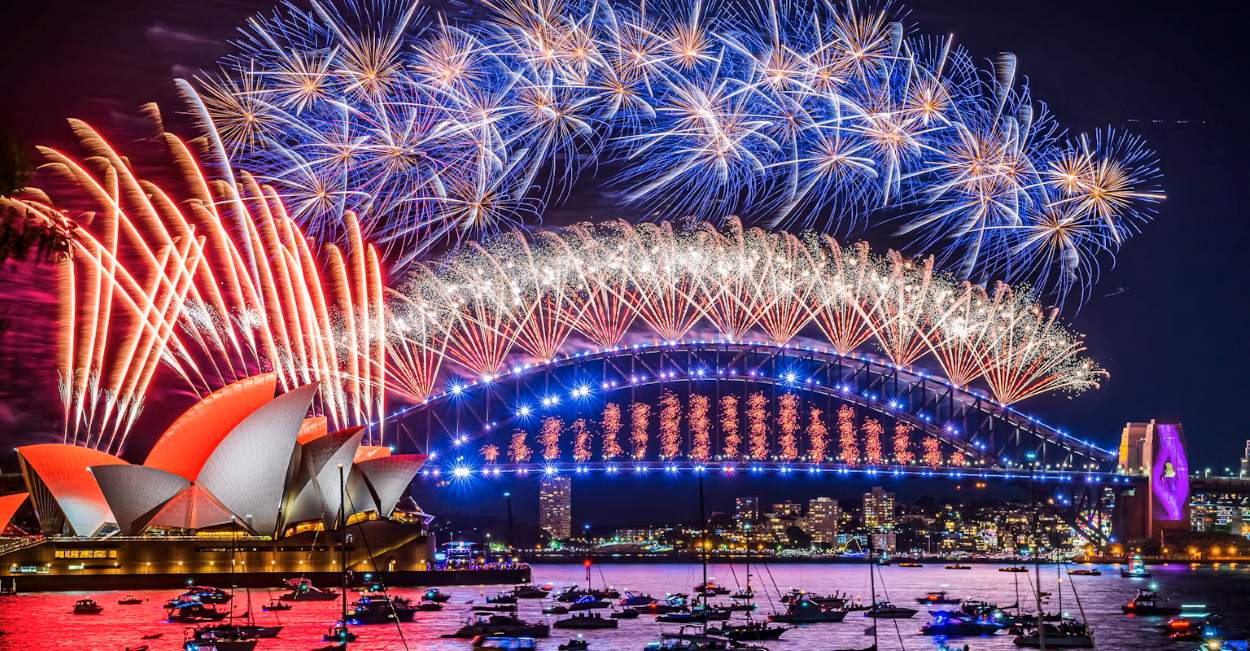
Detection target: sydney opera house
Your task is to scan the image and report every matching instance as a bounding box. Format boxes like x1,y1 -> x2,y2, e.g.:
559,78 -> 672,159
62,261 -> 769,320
0,374 -> 454,590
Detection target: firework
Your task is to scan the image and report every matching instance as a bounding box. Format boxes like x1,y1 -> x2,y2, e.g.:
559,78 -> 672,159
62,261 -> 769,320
571,418 -> 591,462
205,0 -> 1162,302
658,389 -> 681,459
837,404 -> 858,465
508,429 -> 533,462
481,443 -> 500,463
630,401 -> 650,460
806,406 -> 828,461
720,395 -> 741,458
7,112 -> 388,453
893,422 -> 915,464
601,402 -> 623,460
949,450 -> 966,467
746,392 -> 769,460
540,416 -> 563,460
863,417 -> 884,464
777,393 -> 799,461
689,394 -> 711,461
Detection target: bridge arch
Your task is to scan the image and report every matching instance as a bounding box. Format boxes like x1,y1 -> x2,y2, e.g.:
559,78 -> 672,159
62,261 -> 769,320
390,341 -> 1114,475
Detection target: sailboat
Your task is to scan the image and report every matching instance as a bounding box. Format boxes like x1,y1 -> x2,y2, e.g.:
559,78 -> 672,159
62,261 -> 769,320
183,517 -> 260,651
323,464 -> 357,644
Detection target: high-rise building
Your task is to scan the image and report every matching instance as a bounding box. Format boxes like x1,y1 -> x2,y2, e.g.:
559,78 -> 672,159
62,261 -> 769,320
804,497 -> 840,545
735,497 -> 760,528
538,476 -> 572,540
1241,440 -> 1250,478
863,487 -> 895,532
772,501 -> 803,517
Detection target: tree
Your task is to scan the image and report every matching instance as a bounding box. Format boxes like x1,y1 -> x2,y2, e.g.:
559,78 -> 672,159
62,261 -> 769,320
0,126 -> 73,268
783,525 -> 812,550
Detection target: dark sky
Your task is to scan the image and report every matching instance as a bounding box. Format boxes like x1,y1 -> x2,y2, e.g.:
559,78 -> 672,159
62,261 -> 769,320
2,0 -> 1250,497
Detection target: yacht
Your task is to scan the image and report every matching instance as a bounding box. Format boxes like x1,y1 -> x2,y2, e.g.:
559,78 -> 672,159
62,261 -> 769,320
921,611 -> 1003,636
486,591 -> 519,604
422,588 -> 452,603
707,620 -> 790,640
166,599 -> 229,623
512,584 -> 551,599
944,563 -> 972,570
644,626 -> 765,650
348,593 -> 417,624
472,636 -> 538,650
446,613 -> 551,639
180,586 -> 232,604
768,597 -> 848,623
118,595 -> 144,605
916,591 -> 961,605
554,612 -> 619,629
1121,554 -> 1152,578
1000,566 -> 1030,573
183,624 -> 259,651
619,592 -> 659,608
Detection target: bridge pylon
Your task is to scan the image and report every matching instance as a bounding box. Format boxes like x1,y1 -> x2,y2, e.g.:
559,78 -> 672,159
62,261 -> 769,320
1113,420 -> 1190,543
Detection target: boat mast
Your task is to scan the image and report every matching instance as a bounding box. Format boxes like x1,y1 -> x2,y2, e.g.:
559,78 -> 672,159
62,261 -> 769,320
869,530 -> 878,646
339,463 -> 349,647
1030,476 -> 1046,650
698,472 -> 709,630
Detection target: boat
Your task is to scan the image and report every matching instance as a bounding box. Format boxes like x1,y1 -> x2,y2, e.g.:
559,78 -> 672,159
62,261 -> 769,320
423,588 -> 452,603
1164,605 -> 1218,640
897,561 -> 923,568
656,605 -> 731,624
619,592 -> 659,607
644,626 -> 766,650
118,595 -> 144,605
945,563 -> 972,570
558,637 -> 590,650
322,623 -> 357,644
1067,568 -> 1101,576
921,611 -> 1003,636
917,591 -> 961,605
611,608 -> 640,619
543,605 -> 570,615
183,624 -> 259,651
1012,620 -> 1095,647
348,593 -> 418,624
768,597 -> 848,623
260,599 -> 291,612
180,586 -> 232,605
1121,553 -> 1152,578
193,623 -> 282,639
1000,566 -> 1030,573
512,584 -> 551,599
141,633 -> 164,640
487,591 -> 519,604
1121,588 -> 1182,616
445,613 -> 551,639
473,636 -> 539,649
417,601 -> 445,611
567,595 -> 612,611
166,600 -> 229,623
693,580 -> 731,596
72,598 -> 104,614
707,620 -> 791,640
474,604 -> 520,613
640,595 -> 691,614
554,613 -> 619,629
864,601 -> 918,618
278,578 -> 338,601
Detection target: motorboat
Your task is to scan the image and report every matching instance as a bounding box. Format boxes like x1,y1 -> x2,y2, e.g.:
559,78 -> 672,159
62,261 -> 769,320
118,595 -> 144,605
1121,554 -> 1152,578
656,606 -> 731,624
554,613 -> 619,629
619,592 -> 659,608
558,637 -> 590,650
472,635 -> 539,649
567,595 -> 612,611
446,614 -> 551,639
898,561 -> 923,568
183,624 -> 259,651
278,578 -> 338,602
194,623 -> 282,639
72,598 -> 104,614
543,605 -> 570,615
707,620 -> 790,640
260,599 -> 291,612
921,611 -> 1003,636
945,563 -> 972,570
322,623 -> 357,643
768,597 -> 848,623
641,594 -> 691,614
917,591 -> 961,605
473,604 -> 519,613
348,593 -> 417,624
611,608 -> 640,619
180,586 -> 232,605
1164,605 -> 1218,641
487,591 -> 519,604
864,601 -> 918,619
1012,620 -> 1094,647
512,584 -> 551,599
166,600 -> 229,623
423,587 -> 452,603
417,601 -> 445,612
693,580 -> 731,596
1121,589 -> 1182,616
1068,567 -> 1101,576
1000,566 -> 1030,573
644,627 -> 765,650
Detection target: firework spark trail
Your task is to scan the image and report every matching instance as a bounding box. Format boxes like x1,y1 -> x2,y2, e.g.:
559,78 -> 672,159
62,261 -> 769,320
540,415 -> 563,460
572,418 -> 592,462
509,429 -> 533,462
689,393 -> 711,462
396,219 -> 1105,406
8,115 -> 389,452
601,402 -> 623,459
720,394 -> 740,458
630,401 -> 650,459
837,404 -> 858,464
863,417 -> 884,464
746,391 -> 768,460
893,421 -> 914,463
922,435 -> 943,467
777,393 -> 799,461
658,389 -> 681,460
806,406 -> 827,461
206,0 -> 1164,303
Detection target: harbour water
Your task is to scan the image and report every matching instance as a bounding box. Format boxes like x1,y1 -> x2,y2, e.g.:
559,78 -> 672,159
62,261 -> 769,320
0,562 -> 1246,649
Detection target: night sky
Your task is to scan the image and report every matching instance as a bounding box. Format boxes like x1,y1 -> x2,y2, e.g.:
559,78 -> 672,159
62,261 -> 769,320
3,0 -> 1250,523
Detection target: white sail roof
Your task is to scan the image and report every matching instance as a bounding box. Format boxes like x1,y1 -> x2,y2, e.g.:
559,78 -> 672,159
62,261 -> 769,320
90,465 -> 190,535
